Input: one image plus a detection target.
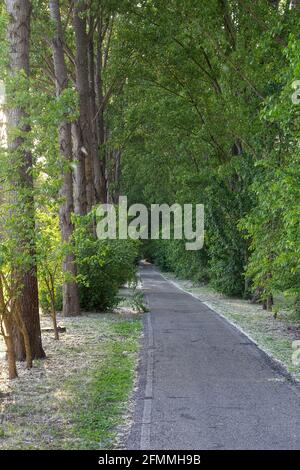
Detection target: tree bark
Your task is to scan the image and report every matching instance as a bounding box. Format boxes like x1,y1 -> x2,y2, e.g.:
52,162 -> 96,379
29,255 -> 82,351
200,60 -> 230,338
72,120 -> 87,215
0,275 -> 18,379
49,0 -> 80,317
73,0 -> 95,211
49,288 -> 59,340
88,27 -> 102,203
95,25 -> 108,203
13,304 -> 33,368
5,0 -> 45,361
2,317 -> 18,379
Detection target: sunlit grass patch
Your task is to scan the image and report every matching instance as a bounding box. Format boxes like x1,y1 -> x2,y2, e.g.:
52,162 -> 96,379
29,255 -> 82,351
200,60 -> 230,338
69,318 -> 141,450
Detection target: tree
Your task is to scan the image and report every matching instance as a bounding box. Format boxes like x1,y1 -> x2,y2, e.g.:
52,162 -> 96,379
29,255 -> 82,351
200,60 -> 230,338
73,0 -> 95,212
49,0 -> 80,317
5,0 -> 45,360
36,210 -> 63,340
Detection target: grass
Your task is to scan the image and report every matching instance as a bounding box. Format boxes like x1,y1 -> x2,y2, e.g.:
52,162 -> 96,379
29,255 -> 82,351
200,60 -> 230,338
0,311 -> 142,450
69,319 -> 141,449
162,271 -> 300,381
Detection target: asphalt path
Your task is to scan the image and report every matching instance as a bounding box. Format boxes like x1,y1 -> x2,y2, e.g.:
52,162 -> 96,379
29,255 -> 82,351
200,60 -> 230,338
126,264 -> 300,450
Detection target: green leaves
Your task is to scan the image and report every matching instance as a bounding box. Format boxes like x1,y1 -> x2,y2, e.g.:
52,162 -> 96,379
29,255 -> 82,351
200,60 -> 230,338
109,1 -> 300,306
72,211 -> 140,311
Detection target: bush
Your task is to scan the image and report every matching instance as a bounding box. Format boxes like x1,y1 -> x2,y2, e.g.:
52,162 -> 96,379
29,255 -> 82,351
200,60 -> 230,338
74,213 -> 140,311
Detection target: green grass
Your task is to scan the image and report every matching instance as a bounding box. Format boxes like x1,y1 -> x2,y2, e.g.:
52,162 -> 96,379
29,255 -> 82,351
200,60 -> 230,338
68,318 -> 141,449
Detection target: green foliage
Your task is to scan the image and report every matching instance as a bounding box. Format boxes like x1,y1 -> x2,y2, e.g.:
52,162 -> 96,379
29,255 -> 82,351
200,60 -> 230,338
73,211 -> 141,311
150,239 -> 209,283
111,1 -> 300,306
36,209 -> 64,314
131,289 -> 148,313
1,0 -> 300,325
240,33 -> 300,304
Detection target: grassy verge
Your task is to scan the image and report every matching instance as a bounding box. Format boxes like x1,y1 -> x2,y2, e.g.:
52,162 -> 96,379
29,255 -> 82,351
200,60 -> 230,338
0,311 -> 142,449
70,319 -> 141,449
162,271 -> 300,381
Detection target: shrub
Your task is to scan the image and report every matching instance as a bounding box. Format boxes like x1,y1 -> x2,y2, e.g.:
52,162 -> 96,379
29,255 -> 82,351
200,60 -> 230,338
74,213 -> 140,311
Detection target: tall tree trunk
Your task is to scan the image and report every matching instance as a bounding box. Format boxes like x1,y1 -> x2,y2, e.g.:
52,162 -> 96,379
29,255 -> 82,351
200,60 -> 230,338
5,0 -> 45,361
49,0 -> 80,317
88,29 -> 102,203
73,0 -> 95,211
95,27 -> 107,203
113,148 -> 121,203
72,120 -> 87,215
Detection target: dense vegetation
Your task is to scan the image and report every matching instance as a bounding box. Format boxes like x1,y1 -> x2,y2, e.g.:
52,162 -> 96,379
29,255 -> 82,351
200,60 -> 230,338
0,0 -> 299,381
118,0 -> 300,308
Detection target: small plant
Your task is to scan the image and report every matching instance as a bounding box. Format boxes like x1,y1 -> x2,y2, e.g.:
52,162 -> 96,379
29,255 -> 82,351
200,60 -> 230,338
272,304 -> 280,320
36,210 -> 64,340
131,289 -> 148,313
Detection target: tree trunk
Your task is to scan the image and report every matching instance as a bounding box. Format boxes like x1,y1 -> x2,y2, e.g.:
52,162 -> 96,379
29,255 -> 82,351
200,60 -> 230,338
113,149 -> 121,203
88,30 -> 102,204
95,27 -> 107,203
49,293 -> 59,340
49,0 -> 80,317
0,276 -> 18,379
263,294 -> 274,311
3,317 -> 18,379
72,120 -> 87,215
73,0 -> 95,212
5,0 -> 45,361
14,305 -> 33,369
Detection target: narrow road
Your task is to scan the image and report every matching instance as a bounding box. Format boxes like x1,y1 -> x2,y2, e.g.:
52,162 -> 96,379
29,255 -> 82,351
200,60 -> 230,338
126,264 -> 300,450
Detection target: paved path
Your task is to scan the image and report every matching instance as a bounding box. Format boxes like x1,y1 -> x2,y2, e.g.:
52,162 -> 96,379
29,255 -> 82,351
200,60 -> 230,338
126,264 -> 300,450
